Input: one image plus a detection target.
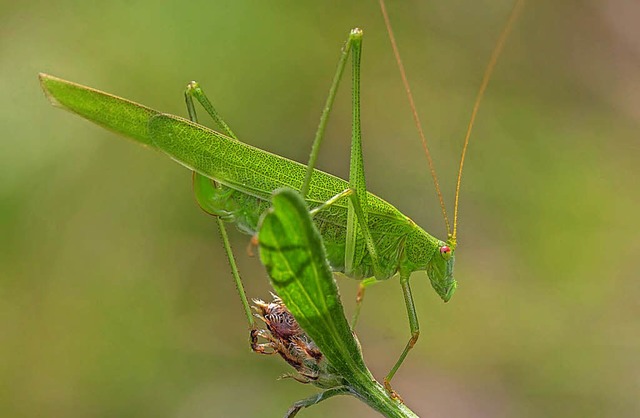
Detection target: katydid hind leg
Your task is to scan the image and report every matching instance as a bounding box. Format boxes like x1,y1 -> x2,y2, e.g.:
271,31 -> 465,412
183,88 -> 255,330
384,274 -> 420,396
344,29 -> 383,280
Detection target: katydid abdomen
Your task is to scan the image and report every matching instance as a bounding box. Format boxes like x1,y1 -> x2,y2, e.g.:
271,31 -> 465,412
149,113 -> 442,281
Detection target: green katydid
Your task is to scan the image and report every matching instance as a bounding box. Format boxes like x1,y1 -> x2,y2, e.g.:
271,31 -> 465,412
39,0 -> 523,394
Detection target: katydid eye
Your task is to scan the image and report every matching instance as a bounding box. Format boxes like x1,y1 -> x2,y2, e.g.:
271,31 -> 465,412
439,246 -> 451,258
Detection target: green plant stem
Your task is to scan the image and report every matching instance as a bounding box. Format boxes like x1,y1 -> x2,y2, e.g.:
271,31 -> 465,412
348,379 -> 419,418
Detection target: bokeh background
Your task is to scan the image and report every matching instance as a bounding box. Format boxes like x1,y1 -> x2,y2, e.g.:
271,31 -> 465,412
2,0 -> 639,416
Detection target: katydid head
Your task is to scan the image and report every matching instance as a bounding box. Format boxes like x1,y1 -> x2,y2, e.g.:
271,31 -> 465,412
426,241 -> 457,303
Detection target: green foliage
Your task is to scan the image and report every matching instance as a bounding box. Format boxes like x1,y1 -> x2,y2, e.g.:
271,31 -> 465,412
258,188 -> 369,378
258,188 -> 418,418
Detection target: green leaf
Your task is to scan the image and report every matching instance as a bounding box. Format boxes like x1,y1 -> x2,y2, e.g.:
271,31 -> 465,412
258,187 -> 369,379
258,188 -> 418,418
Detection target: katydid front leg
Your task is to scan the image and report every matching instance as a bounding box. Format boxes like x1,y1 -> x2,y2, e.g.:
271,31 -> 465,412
183,84 -> 255,331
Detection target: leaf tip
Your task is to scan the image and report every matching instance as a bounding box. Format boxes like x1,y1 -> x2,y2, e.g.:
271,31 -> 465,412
38,73 -> 62,108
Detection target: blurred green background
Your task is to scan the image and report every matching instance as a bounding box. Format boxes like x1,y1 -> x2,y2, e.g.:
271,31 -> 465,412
2,0 -> 639,416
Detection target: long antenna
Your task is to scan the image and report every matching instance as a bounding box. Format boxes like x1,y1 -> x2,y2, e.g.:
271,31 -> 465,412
452,0 -> 525,243
379,0 -> 452,238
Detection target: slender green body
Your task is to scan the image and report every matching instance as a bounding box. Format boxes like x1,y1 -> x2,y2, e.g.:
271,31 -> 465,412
150,114 -> 442,281
38,74 -> 449,287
